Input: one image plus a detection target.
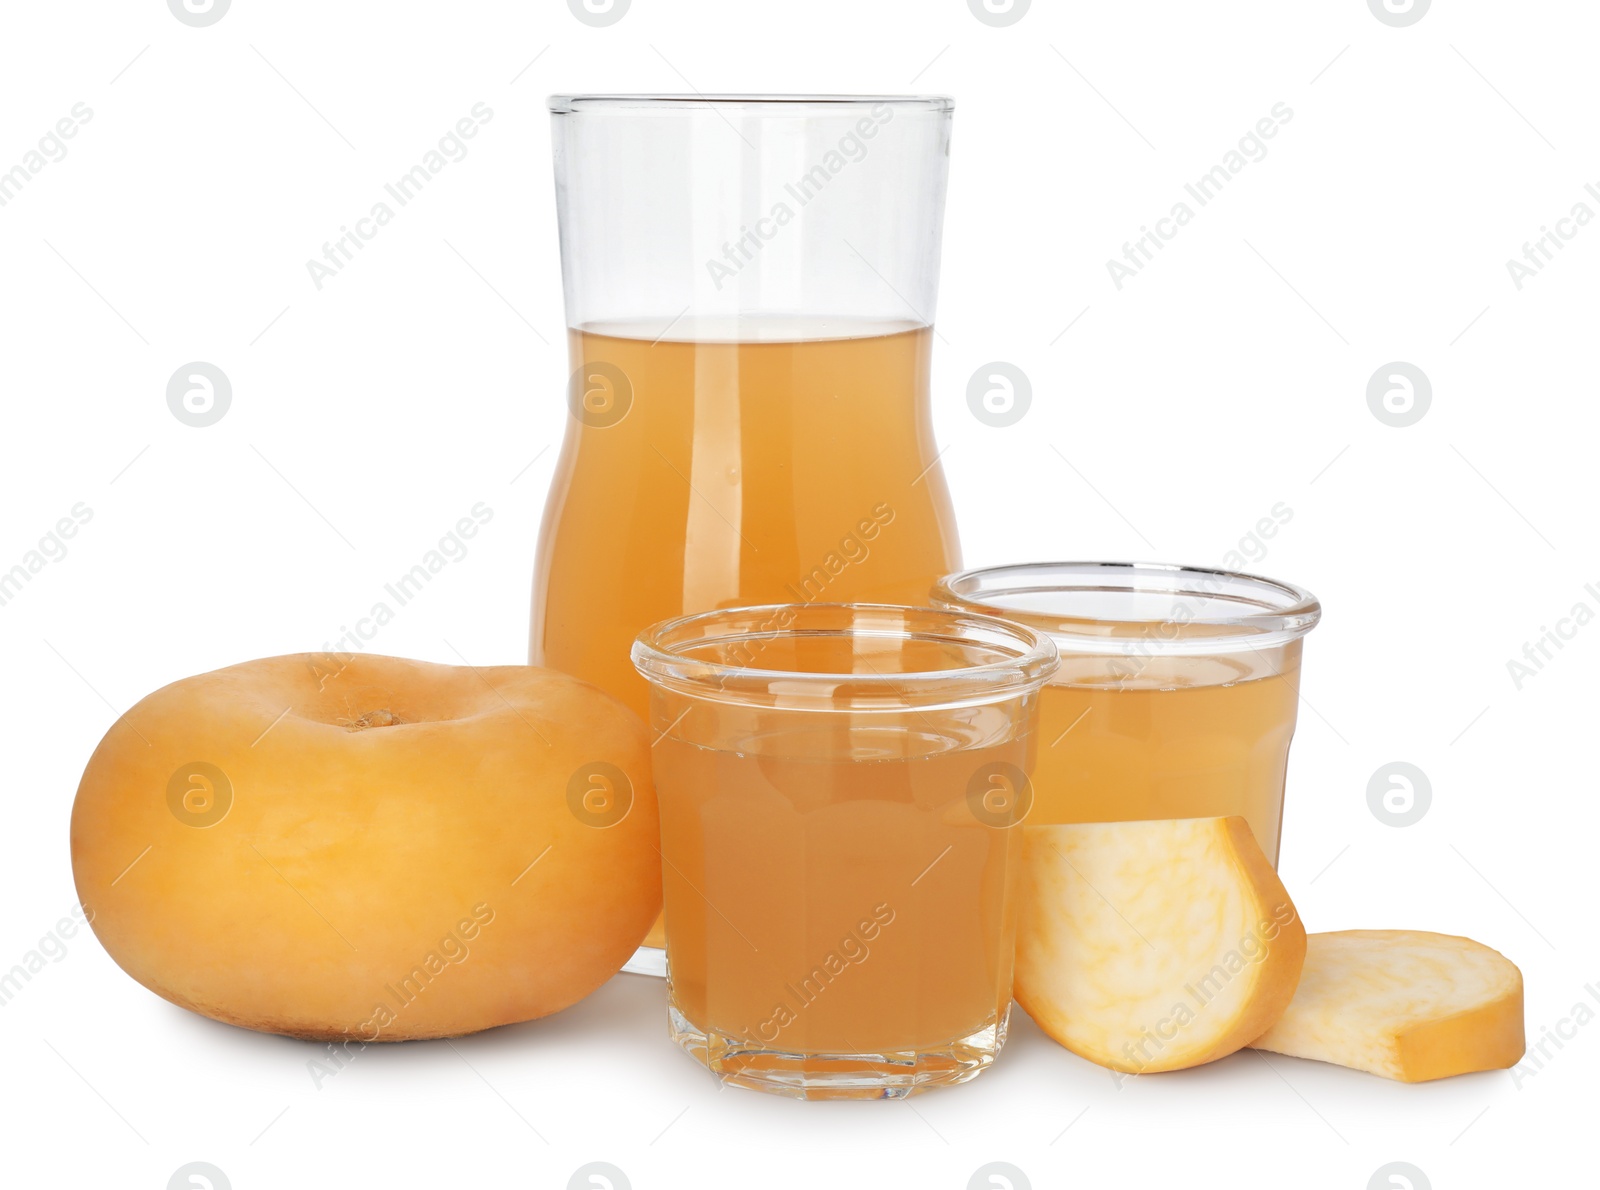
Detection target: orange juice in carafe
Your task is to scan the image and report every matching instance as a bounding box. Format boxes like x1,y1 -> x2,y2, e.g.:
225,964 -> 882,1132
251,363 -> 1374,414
531,319 -> 959,721
537,95 -> 961,966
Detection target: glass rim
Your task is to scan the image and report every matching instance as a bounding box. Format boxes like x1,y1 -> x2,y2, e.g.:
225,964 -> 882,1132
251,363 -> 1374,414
548,93 -> 954,115
631,601 -> 1058,708
932,561 -> 1322,656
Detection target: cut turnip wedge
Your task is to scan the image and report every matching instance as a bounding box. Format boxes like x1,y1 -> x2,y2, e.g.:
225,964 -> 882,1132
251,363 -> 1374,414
1250,930 -> 1525,1081
1015,817 -> 1306,1074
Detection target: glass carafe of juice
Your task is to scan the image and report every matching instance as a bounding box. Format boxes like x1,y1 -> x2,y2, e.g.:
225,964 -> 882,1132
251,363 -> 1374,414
531,96 -> 963,967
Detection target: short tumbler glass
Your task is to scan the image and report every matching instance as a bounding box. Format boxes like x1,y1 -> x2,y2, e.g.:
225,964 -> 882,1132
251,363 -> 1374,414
934,562 -> 1320,865
631,602 -> 1058,1099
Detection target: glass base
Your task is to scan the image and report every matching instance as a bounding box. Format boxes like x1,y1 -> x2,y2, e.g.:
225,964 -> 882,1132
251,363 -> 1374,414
667,1002 -> 1008,1099
622,944 -> 667,977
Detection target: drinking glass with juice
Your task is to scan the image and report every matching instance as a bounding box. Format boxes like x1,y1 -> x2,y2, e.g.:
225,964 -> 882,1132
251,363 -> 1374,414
531,97 -> 963,966
934,562 -> 1321,863
632,603 -> 1058,1098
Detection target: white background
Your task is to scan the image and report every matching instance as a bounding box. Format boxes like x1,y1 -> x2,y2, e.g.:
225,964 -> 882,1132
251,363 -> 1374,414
2,1 -> 1595,1186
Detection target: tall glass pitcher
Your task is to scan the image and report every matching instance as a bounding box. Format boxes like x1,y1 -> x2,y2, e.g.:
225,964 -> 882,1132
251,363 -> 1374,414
531,95 -> 963,965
